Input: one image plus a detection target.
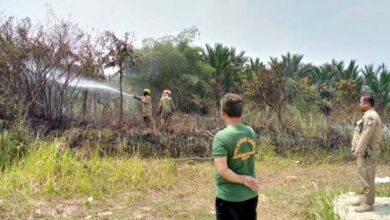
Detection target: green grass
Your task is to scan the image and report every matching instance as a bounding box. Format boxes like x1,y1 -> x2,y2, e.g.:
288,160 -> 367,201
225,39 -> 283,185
304,188 -> 342,220
270,181 -> 386,219
0,143 -> 389,219
0,141 -> 178,198
377,184 -> 390,197
0,130 -> 29,170
283,104 -> 328,138
0,124 -> 388,219
304,184 -> 390,220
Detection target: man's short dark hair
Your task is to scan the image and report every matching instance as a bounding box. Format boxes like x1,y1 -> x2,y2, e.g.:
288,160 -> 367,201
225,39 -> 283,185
220,93 -> 244,117
361,95 -> 375,107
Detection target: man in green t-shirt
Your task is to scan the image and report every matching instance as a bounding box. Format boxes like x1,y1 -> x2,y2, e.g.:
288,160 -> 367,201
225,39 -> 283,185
212,93 -> 261,220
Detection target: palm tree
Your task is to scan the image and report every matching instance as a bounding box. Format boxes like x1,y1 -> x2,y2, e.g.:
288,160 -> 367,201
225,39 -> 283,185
282,52 -> 303,78
362,64 -> 390,107
363,65 -> 380,92
332,59 -> 363,101
244,58 -> 263,80
229,47 -> 248,69
333,59 -> 363,86
249,58 -> 262,73
201,43 -> 230,102
201,43 -> 248,99
308,64 -> 337,91
201,43 -> 231,78
227,47 -> 247,92
280,53 -> 312,99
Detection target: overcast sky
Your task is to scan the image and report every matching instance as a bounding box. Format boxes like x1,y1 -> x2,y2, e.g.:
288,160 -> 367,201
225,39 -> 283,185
1,0 -> 389,66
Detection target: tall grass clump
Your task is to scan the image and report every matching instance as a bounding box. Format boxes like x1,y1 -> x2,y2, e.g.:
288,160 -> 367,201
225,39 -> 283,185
304,188 -> 342,220
380,137 -> 390,162
0,141 -> 178,198
283,104 -> 328,138
0,130 -> 29,170
377,184 -> 390,197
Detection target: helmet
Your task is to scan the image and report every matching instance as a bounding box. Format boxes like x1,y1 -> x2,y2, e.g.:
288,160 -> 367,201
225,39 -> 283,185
144,88 -> 151,95
162,89 -> 171,95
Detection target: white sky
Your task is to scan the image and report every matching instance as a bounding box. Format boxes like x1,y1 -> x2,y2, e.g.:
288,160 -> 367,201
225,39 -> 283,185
1,0 -> 390,66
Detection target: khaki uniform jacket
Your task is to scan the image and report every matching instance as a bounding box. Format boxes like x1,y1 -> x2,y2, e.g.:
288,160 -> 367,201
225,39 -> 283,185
158,96 -> 175,114
351,108 -> 382,155
135,95 -> 153,117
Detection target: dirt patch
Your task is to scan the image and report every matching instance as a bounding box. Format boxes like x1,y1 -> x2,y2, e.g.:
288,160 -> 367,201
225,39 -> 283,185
334,193 -> 390,220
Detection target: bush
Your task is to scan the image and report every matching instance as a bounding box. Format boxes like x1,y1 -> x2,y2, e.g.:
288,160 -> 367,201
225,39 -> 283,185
0,130 -> 29,170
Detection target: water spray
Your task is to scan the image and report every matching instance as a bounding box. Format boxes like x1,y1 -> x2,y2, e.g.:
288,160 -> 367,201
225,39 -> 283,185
68,80 -> 135,98
53,74 -> 135,98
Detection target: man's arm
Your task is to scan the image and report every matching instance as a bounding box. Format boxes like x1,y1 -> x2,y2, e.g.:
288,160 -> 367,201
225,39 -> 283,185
354,117 -> 376,156
214,157 -> 261,191
141,97 -> 150,104
157,100 -> 162,114
134,96 -> 148,104
171,99 -> 175,113
351,120 -> 362,152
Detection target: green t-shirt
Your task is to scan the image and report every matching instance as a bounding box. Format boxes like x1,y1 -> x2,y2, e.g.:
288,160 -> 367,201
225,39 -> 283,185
212,124 -> 258,202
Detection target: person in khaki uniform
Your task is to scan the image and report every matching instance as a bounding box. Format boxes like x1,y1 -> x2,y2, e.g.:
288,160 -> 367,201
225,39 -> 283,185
351,96 -> 382,213
134,88 -> 156,135
158,89 -> 175,133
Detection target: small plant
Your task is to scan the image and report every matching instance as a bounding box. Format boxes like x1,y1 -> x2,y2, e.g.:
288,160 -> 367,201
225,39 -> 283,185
304,188 -> 342,220
377,184 -> 390,197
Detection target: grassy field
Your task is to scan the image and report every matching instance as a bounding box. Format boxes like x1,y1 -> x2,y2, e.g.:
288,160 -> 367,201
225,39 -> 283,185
0,142 -> 389,219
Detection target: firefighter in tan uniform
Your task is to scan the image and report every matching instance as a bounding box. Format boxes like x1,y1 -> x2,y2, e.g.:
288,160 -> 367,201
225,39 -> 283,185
351,96 -> 382,213
158,89 -> 175,133
134,88 -> 156,135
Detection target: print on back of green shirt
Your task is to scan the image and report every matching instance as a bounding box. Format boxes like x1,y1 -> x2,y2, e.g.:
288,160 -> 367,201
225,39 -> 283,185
212,124 -> 258,202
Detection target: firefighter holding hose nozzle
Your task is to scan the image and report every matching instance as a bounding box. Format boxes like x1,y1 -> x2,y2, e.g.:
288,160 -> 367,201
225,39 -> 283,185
134,88 -> 156,135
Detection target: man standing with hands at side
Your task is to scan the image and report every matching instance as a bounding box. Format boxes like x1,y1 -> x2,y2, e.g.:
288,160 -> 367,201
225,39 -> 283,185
212,93 -> 261,220
351,95 -> 382,213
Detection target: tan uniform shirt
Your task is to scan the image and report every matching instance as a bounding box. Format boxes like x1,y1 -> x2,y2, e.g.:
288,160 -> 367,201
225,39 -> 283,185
135,95 -> 153,117
158,96 -> 175,114
351,108 -> 382,155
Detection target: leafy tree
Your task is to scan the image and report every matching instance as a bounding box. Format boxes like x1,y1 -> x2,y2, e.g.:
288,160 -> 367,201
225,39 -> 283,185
99,31 -> 141,124
133,28 -> 213,113
248,58 -> 288,121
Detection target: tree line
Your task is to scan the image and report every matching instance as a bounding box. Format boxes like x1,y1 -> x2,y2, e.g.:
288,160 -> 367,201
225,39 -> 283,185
0,16 -> 389,126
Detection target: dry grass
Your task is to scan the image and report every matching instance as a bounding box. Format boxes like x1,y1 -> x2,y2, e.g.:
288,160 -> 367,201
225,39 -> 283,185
1,152 -> 389,219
